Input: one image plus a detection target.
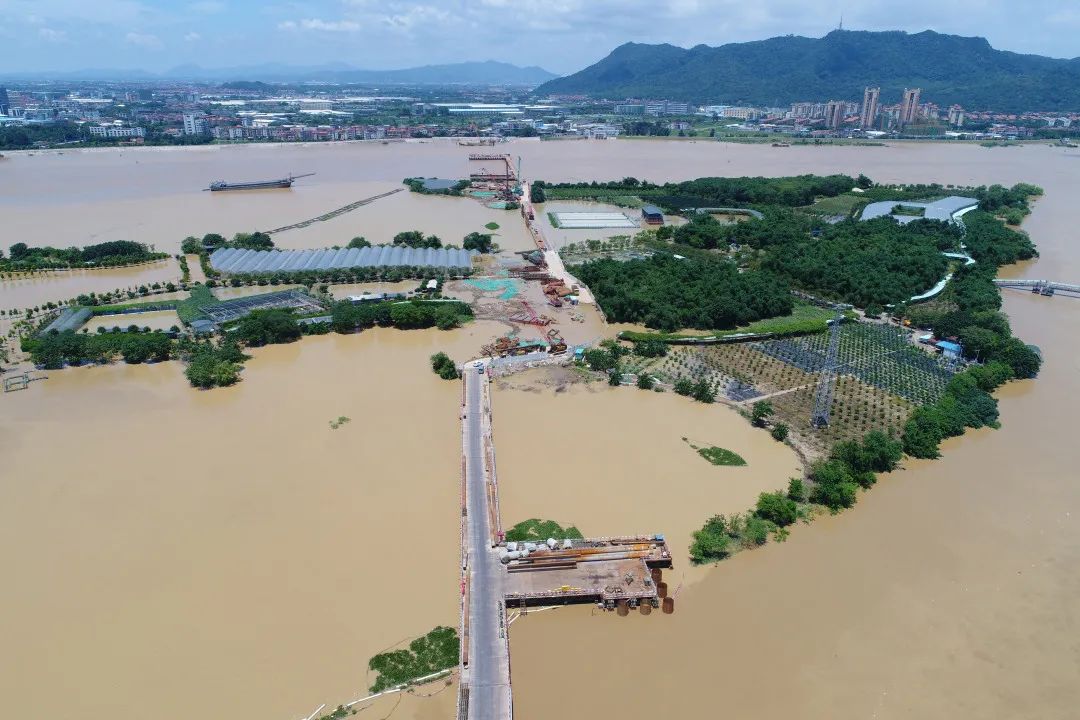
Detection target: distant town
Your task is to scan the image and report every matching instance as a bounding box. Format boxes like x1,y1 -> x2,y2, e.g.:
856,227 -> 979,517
2,80 -> 1079,151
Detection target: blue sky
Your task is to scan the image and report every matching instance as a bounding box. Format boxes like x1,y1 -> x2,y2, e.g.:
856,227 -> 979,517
1,0 -> 1077,74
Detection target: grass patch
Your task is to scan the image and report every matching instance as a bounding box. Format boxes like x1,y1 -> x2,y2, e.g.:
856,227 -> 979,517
484,222 -> 500,231
619,302 -> 849,344
697,447 -> 746,466
808,193 -> 868,217
505,518 -> 584,543
175,285 -> 220,324
546,211 -> 561,228
367,626 -> 459,693
329,415 -> 351,430
685,439 -> 746,466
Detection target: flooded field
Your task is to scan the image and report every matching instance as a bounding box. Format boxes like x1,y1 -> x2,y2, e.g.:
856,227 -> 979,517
0,325 -> 499,720
494,375 -> 802,590
83,309 -> 181,332
2,139 -> 1079,719
0,259 -> 182,311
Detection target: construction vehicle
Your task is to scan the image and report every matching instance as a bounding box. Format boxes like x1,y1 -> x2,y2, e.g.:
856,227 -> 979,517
547,329 -> 568,355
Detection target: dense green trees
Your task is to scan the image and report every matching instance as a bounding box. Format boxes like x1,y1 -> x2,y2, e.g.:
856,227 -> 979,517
26,329 -> 173,368
529,181 -> 546,203
755,492 -> 798,527
689,515 -> 732,562
961,211 -> 1037,266
542,174 -> 853,210
574,253 -> 792,332
330,299 -> 471,334
347,236 -> 371,249
751,400 -> 774,427
180,338 -> 247,389
633,339 -> 668,358
760,217 -> 954,307
235,309 -> 302,347
809,459 -> 860,510
462,232 -> 494,253
3,240 -> 166,271
393,231 -> 442,249
902,367 -> 1011,458
181,236 -> 203,254
430,352 -> 460,380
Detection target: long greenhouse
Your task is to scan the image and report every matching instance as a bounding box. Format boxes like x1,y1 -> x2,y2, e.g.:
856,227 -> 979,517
208,246 -> 478,275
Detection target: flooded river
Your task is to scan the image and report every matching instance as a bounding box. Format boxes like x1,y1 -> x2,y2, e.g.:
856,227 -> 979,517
2,139 -> 1079,719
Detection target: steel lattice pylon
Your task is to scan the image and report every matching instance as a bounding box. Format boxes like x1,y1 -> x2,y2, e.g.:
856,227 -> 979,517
811,310 -> 847,428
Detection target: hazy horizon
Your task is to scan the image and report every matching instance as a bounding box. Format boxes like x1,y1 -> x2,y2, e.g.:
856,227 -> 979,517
1,1 -> 1078,77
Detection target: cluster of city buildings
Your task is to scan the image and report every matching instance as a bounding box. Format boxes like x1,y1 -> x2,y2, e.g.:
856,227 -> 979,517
788,87 -> 961,131
3,81 -> 1080,149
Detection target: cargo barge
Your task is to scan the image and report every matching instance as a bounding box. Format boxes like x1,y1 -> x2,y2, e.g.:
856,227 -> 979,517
206,172 -> 314,192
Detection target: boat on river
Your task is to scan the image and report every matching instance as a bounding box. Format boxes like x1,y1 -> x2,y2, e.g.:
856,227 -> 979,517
206,172 -> 314,192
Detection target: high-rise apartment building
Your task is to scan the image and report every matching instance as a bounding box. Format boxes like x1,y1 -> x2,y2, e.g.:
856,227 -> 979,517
824,100 -> 845,129
947,105 -> 965,127
860,87 -> 880,128
182,112 -> 207,135
900,88 -> 921,125
0,87 -> 10,116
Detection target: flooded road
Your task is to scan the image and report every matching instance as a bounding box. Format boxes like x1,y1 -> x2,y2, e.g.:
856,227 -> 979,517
2,139 -> 1079,719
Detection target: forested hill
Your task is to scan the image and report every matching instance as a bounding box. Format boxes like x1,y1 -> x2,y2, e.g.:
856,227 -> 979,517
536,30 -> 1080,111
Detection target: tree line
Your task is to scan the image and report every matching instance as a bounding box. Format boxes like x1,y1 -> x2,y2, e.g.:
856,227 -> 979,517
539,174 -> 855,210
3,240 -> 166,271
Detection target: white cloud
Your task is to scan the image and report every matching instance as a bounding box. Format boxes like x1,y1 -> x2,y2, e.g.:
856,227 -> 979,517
38,27 -> 67,42
125,31 -> 162,49
279,18 -> 362,32
184,31 -> 201,41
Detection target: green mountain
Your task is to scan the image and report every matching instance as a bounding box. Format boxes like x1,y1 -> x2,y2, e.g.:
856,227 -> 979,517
536,30 -> 1080,111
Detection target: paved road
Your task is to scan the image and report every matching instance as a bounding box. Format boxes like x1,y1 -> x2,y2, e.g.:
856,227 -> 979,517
463,371 -> 512,720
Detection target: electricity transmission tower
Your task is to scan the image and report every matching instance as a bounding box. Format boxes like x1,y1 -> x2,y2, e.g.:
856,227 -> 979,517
810,307 -> 850,429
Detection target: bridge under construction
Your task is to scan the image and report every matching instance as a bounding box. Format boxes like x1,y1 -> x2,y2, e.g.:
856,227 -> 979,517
457,366 -> 672,720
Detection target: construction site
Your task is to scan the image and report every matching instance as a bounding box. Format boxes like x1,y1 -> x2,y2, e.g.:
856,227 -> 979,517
501,536 -> 674,612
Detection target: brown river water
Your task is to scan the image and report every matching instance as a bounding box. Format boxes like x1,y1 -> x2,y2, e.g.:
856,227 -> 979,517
1,139 -> 1078,719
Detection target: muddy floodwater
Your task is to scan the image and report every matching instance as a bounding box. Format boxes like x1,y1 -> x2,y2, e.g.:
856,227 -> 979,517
2,139 -> 1080,719
0,259 -> 182,311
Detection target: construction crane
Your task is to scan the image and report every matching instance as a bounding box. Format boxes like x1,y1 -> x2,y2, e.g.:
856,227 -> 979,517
810,307 -> 850,429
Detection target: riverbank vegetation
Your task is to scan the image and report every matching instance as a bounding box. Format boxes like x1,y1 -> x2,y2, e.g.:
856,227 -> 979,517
566,176 -> 1045,565
2,240 -> 167,272
430,352 -> 460,380
505,519 -> 584,543
367,626 -> 459,693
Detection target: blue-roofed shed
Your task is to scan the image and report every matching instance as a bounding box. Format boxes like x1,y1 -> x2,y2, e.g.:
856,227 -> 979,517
641,205 -> 664,224
936,340 -> 962,359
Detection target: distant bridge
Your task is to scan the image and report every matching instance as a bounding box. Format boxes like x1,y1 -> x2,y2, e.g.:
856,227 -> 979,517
993,279 -> 1080,296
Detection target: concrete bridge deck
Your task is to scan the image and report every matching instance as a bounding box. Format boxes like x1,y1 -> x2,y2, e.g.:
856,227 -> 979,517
456,362 -> 673,720
459,370 -> 512,720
